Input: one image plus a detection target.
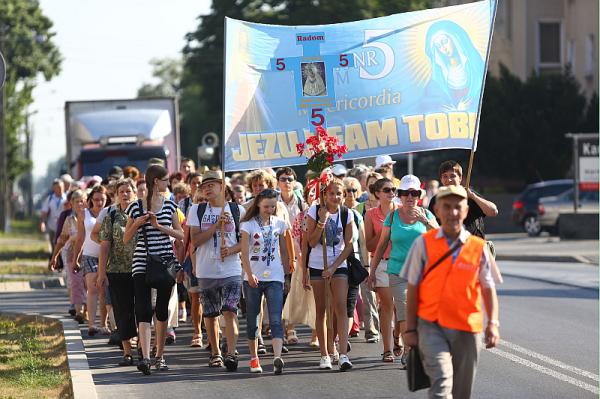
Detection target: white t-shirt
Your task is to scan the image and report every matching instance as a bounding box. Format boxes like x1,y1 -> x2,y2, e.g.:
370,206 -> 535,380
306,205 -> 352,270
187,202 -> 245,279
82,208 -> 101,257
241,216 -> 288,283
42,193 -> 66,231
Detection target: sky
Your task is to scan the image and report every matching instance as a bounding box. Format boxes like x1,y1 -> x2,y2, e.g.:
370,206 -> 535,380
31,0 -> 211,187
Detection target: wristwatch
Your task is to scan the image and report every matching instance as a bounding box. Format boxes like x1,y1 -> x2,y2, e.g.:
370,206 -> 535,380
488,319 -> 500,327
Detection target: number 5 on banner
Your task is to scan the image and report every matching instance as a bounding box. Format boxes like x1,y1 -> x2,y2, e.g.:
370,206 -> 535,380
311,108 -> 325,127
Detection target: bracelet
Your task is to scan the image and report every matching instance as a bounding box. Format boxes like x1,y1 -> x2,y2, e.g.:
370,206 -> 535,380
317,222 -> 326,228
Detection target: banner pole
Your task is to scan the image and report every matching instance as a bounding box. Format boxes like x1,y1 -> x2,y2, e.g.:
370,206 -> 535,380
220,17 -> 228,262
465,150 -> 475,189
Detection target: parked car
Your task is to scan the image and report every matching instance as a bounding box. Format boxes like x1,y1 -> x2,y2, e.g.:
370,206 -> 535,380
538,189 -> 599,235
512,179 -> 573,236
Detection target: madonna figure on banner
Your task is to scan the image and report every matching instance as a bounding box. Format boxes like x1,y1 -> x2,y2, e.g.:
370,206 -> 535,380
423,20 -> 485,112
302,62 -> 327,97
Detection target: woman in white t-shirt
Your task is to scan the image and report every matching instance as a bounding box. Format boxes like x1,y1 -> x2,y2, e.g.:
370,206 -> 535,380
304,178 -> 355,372
240,189 -> 291,375
74,184 -> 108,336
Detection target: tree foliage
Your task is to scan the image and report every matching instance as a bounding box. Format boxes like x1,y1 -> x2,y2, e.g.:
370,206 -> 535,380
476,65 -> 598,184
0,0 -> 62,182
179,0 -> 435,163
137,57 -> 182,98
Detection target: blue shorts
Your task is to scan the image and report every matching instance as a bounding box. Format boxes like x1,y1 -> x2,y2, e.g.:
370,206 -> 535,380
81,255 -> 99,276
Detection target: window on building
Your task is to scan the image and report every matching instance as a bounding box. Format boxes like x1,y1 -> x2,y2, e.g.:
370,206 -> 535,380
585,34 -> 595,80
538,21 -> 561,66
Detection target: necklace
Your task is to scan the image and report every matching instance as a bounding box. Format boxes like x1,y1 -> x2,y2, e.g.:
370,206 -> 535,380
256,215 -> 273,267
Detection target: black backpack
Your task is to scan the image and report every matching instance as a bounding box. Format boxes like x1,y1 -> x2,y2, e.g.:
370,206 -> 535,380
196,202 -> 241,242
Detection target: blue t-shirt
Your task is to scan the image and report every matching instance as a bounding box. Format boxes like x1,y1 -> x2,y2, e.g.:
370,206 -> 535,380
384,208 -> 435,275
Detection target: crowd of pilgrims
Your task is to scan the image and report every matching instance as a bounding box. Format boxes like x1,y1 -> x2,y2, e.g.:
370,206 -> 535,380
44,154 -> 488,376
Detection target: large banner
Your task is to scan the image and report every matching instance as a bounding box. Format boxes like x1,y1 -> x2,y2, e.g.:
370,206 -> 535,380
224,0 -> 497,172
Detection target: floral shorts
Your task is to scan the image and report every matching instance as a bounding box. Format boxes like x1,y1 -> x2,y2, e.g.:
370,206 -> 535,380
197,276 -> 242,318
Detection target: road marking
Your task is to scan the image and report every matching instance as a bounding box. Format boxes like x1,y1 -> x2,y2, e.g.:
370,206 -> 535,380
499,340 -> 599,382
490,348 -> 599,394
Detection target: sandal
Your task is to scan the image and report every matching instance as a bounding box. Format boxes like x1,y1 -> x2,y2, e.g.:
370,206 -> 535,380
208,354 -> 224,368
287,330 -> 299,345
393,336 -> 403,357
190,335 -> 202,348
382,351 -> 395,363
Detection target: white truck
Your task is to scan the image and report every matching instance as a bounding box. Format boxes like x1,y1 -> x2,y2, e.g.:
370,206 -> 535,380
65,97 -> 180,178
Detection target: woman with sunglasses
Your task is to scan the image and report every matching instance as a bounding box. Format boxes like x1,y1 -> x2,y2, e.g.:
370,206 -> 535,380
240,189 -> 291,374
370,174 -> 438,366
305,178 -> 355,371
364,177 -> 397,362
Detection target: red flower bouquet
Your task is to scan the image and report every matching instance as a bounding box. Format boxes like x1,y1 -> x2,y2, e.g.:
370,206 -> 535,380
296,126 -> 348,174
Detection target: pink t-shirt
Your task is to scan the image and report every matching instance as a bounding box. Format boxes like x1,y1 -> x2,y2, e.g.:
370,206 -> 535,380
366,206 -> 392,259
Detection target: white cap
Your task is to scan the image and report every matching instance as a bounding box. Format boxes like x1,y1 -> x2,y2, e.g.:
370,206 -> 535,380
375,155 -> 396,169
60,173 -> 74,183
332,164 -> 347,177
398,174 -> 424,199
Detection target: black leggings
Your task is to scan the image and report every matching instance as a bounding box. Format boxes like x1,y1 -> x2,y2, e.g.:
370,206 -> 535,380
347,284 -> 359,318
133,274 -> 173,323
107,273 -> 137,340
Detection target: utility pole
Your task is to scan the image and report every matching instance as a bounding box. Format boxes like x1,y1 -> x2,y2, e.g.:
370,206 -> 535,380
0,50 -> 7,232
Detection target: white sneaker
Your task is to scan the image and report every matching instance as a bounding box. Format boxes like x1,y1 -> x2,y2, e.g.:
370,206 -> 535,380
339,354 -> 353,371
319,355 -> 332,370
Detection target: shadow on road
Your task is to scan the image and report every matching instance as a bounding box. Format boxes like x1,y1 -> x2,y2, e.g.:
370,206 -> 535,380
497,288 -> 598,300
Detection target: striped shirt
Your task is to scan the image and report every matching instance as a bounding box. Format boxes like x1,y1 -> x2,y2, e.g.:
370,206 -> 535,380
126,199 -> 177,276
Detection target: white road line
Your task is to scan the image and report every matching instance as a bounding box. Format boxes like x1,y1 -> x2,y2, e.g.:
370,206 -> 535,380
499,340 -> 599,382
490,348 -> 599,395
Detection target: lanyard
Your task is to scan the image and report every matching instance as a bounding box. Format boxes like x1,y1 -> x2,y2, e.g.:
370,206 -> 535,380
256,216 -> 273,267
327,212 -> 340,257
207,203 -> 218,251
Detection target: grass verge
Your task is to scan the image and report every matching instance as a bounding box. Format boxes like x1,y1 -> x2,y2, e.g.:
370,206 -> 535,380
0,314 -> 73,399
0,261 -> 52,276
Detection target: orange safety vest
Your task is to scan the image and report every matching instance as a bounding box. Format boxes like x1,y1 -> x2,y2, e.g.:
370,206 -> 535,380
418,229 -> 485,333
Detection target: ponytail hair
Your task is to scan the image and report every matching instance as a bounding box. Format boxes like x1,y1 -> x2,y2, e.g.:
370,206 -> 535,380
144,164 -> 168,207
241,189 -> 279,222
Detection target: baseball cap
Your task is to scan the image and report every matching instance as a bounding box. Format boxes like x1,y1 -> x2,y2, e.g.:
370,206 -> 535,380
332,164 -> 348,177
436,185 -> 468,201
200,170 -> 222,186
375,155 -> 396,169
60,173 -> 74,184
108,165 -> 123,179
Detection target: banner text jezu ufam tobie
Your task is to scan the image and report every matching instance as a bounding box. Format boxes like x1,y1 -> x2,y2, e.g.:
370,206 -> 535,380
223,0 -> 497,172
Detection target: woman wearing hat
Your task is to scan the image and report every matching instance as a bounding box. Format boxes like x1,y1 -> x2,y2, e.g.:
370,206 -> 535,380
369,174 -> 438,366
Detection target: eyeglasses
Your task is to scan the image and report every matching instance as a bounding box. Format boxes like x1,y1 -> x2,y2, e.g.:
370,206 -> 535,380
398,190 -> 421,198
380,187 -> 395,194
279,177 -> 295,183
345,188 -> 358,193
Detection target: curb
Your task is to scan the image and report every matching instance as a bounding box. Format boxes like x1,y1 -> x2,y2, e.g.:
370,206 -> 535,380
497,254 -> 598,265
26,312 -> 98,399
0,277 -> 65,292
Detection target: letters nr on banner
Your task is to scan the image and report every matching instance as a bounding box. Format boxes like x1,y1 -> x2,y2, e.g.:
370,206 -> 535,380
223,0 -> 497,172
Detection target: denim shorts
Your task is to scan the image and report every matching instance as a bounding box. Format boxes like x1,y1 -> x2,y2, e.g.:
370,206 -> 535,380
81,255 -> 99,276
198,276 -> 242,318
309,266 -> 348,281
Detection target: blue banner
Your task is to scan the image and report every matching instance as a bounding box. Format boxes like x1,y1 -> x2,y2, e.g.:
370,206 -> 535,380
223,0 -> 497,172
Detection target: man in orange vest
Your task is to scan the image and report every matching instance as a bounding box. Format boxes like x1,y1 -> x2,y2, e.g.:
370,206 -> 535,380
401,185 -> 500,399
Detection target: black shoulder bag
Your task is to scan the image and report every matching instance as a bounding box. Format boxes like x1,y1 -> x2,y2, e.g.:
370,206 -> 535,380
407,238 -> 463,392
343,207 -> 369,287
138,200 -> 178,290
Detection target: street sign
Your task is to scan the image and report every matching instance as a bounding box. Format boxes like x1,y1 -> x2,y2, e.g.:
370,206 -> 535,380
578,137 -> 599,191
0,51 -> 5,89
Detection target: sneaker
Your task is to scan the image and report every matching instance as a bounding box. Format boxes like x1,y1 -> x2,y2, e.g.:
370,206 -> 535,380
330,352 -> 340,364
257,340 -> 267,355
118,354 -> 134,367
339,354 -> 353,371
282,345 -> 289,354
365,335 -> 380,343
137,358 -> 152,375
249,357 -> 263,373
224,353 -> 238,371
154,357 -> 168,371
273,357 -> 284,375
165,329 -> 176,345
319,355 -> 332,370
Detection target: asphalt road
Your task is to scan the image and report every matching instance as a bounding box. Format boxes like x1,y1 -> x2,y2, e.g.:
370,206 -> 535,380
0,261 -> 597,399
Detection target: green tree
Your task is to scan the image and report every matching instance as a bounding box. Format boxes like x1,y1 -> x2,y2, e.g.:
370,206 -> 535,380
137,57 -> 182,98
180,0 -> 434,166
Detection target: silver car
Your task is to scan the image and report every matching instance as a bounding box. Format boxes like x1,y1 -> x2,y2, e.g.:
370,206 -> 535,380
538,189 -> 599,234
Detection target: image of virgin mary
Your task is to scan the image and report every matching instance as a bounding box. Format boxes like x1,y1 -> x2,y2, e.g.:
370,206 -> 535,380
423,20 -> 485,111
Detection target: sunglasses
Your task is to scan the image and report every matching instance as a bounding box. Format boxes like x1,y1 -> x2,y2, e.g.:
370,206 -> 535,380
279,177 -> 295,183
345,188 -> 358,193
398,190 -> 421,198
380,187 -> 395,194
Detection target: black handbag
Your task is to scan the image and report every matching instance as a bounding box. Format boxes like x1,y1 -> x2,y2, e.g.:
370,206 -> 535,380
138,200 -> 178,290
407,347 -> 430,391
347,254 -> 369,286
